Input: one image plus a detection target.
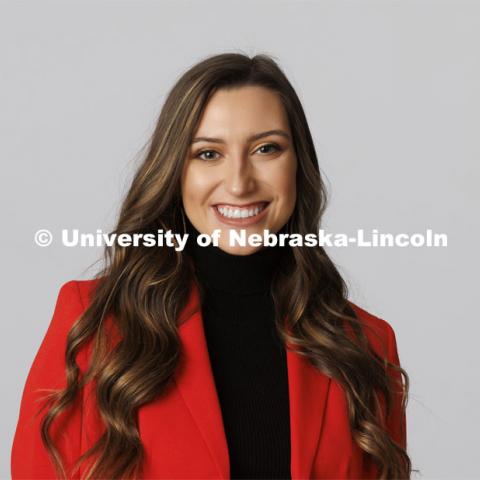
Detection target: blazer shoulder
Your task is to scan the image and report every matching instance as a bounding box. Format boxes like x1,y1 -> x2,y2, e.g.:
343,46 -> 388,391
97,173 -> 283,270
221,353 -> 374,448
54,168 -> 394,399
347,301 -> 398,361
11,279 -> 102,478
73,277 -> 102,308
36,278 -> 105,370
347,302 -> 408,450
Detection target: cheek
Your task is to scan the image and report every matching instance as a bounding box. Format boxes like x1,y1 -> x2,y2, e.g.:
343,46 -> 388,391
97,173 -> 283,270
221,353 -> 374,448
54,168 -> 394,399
182,165 -> 211,206
269,158 -> 297,209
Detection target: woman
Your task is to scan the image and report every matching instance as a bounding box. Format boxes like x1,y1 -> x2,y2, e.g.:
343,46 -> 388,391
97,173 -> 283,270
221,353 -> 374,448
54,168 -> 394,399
11,53 -> 412,479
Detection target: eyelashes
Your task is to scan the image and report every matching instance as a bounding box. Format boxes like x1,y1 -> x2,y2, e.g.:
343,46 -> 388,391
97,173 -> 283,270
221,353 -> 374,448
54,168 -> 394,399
194,143 -> 282,161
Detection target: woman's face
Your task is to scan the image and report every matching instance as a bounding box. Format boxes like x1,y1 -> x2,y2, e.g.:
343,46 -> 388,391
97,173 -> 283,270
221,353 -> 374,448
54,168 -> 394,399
181,85 -> 297,255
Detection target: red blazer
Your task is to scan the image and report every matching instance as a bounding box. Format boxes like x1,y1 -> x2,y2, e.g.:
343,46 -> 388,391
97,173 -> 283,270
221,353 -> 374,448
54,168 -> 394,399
11,279 -> 406,479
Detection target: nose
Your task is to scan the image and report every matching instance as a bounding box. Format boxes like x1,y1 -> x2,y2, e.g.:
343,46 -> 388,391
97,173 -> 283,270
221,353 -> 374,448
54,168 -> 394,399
223,151 -> 256,196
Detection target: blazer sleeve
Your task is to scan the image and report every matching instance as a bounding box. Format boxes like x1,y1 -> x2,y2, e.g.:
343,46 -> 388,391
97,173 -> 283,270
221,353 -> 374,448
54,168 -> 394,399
11,280 -> 87,479
384,323 -> 407,450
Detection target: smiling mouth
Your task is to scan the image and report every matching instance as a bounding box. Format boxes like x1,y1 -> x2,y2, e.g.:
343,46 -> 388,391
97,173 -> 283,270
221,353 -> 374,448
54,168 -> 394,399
213,202 -> 270,219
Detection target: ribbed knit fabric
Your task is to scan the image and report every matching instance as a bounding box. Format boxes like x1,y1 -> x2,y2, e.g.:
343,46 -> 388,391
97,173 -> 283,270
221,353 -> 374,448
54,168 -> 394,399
185,221 -> 292,480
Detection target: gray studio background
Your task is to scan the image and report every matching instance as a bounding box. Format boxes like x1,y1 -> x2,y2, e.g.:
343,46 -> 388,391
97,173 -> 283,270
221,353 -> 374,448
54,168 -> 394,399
1,1 -> 478,478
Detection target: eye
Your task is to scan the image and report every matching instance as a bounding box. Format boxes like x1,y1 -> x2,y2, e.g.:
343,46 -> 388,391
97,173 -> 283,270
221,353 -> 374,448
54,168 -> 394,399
255,143 -> 282,155
195,149 -> 220,161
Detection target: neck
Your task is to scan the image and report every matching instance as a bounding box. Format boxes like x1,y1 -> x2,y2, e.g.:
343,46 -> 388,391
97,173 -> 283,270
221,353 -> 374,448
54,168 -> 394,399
185,221 -> 285,295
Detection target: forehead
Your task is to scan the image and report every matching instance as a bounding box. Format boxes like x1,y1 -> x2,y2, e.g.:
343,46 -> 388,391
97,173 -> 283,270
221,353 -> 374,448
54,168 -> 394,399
194,86 -> 290,137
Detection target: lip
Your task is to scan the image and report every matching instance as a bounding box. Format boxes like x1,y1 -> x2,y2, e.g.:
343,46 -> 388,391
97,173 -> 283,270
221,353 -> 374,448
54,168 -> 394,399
212,201 -> 269,208
212,202 -> 270,227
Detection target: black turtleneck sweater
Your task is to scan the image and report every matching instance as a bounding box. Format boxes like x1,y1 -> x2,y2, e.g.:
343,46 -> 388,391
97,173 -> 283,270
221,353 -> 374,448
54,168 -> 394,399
185,223 -> 292,480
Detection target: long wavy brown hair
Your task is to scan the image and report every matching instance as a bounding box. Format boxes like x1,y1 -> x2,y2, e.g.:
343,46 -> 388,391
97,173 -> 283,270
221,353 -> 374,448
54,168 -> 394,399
39,52 -> 412,479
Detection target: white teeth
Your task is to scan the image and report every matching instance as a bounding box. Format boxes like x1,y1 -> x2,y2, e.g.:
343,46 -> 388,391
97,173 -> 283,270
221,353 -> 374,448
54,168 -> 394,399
217,204 -> 265,219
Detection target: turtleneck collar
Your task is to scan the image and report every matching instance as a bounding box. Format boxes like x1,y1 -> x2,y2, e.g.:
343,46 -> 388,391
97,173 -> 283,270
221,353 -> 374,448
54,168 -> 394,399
185,219 -> 285,295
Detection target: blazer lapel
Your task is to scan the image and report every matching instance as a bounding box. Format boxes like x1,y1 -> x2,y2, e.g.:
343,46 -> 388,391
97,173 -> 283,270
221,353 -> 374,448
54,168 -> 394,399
174,281 -> 230,479
287,343 -> 332,478
174,280 -> 331,479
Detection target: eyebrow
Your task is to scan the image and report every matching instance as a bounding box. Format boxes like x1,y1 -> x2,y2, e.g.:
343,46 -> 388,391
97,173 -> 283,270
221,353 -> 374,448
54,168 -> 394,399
191,129 -> 291,144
